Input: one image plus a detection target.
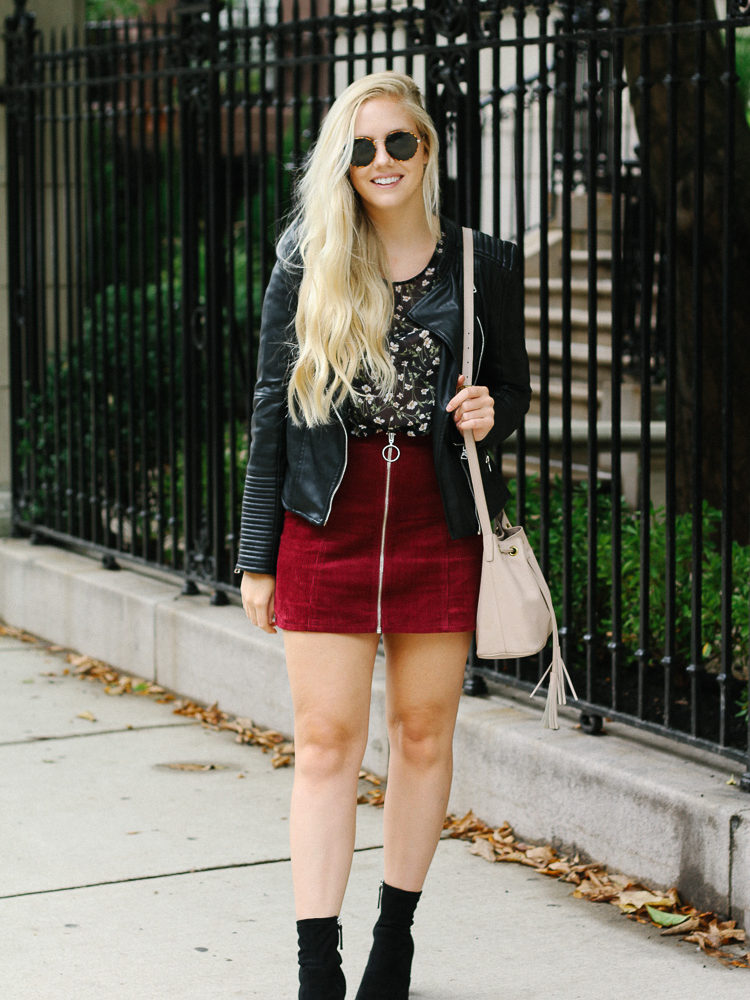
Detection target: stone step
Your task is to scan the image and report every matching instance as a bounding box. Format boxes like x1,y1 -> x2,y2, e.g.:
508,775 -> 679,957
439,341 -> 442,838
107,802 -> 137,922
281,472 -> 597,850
524,305 -> 613,346
525,336 -> 613,382
526,276 -> 613,313
527,377 -> 601,422
570,247 -> 613,282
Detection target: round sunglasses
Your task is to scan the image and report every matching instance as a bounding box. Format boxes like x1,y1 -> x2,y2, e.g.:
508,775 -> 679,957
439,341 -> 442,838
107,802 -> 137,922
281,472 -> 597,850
350,129 -> 422,168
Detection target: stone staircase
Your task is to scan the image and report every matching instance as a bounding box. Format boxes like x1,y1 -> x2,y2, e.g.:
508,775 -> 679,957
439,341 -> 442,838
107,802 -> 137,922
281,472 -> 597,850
509,193 -> 665,509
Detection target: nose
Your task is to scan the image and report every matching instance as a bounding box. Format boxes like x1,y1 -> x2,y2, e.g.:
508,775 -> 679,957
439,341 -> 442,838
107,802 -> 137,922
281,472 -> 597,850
371,138 -> 394,167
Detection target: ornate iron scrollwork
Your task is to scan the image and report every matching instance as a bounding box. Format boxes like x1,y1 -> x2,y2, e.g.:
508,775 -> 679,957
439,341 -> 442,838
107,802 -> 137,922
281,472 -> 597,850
177,0 -> 214,119
428,49 -> 469,100
186,514 -> 217,582
426,0 -> 470,40
3,0 -> 38,117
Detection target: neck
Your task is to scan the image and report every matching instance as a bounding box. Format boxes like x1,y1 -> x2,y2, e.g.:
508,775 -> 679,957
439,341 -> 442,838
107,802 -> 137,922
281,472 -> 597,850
365,203 -> 435,255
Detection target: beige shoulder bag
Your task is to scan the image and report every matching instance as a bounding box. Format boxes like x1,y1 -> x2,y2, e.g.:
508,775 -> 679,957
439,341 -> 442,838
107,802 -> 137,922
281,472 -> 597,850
460,226 -> 577,729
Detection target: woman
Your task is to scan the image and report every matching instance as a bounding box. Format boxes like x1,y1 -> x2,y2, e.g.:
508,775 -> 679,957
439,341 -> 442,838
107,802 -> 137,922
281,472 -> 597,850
236,71 -> 530,1000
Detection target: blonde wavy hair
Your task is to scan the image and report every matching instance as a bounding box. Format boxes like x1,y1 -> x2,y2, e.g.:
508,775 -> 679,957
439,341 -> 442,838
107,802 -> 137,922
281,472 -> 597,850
282,71 -> 441,427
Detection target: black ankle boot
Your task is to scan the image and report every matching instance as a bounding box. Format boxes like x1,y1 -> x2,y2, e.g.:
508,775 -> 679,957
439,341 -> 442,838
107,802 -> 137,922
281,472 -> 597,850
355,882 -> 422,1000
297,916 -> 346,1000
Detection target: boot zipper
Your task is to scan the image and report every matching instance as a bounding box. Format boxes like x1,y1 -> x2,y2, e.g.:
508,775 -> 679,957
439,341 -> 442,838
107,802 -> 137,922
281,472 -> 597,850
376,431 -> 400,634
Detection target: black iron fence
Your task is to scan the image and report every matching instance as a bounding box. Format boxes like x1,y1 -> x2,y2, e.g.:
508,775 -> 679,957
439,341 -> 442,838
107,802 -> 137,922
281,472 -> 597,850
3,0 -> 749,782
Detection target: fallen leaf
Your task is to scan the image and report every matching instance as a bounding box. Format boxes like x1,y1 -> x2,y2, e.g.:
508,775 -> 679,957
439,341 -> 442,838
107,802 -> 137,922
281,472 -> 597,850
661,916 -> 700,936
646,905 -> 691,928
524,845 -> 557,867
163,762 -> 225,771
469,839 -> 498,862
77,711 -> 97,722
616,889 -> 675,913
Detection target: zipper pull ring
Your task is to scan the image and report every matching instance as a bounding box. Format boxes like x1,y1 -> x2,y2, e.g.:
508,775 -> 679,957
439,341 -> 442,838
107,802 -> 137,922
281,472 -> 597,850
382,431 -> 401,463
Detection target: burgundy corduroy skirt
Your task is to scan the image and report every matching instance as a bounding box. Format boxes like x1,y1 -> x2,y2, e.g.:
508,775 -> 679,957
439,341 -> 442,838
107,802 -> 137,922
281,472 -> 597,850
274,433 -> 482,633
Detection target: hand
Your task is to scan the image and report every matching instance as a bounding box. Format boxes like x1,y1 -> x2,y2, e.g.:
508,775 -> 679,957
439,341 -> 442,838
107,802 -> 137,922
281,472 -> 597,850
446,374 -> 495,443
240,572 -> 277,634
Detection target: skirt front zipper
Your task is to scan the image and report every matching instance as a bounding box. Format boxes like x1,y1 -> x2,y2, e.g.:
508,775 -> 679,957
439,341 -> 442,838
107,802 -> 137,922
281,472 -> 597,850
376,431 -> 401,634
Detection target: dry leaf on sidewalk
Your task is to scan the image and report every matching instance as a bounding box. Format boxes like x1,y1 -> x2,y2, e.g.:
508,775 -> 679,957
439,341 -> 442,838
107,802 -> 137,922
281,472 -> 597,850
441,810 -> 749,970
17,625 -> 749,972
469,839 -> 498,863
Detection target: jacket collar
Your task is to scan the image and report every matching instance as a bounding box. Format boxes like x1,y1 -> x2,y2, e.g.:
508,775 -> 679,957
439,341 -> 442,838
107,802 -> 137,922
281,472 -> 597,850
402,216 -> 462,360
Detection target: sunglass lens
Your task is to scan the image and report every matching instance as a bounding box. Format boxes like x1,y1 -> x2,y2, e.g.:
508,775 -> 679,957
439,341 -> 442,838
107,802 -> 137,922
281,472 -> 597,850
351,137 -> 376,167
386,131 -> 419,161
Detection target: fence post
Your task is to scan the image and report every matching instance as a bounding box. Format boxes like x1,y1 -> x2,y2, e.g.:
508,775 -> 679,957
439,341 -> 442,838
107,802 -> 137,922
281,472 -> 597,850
423,0 -> 482,228
176,0 -> 230,600
2,0 -> 38,539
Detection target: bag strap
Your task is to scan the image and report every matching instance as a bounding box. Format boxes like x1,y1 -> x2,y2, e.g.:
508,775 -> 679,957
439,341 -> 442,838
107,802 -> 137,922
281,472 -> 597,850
460,227 -> 497,561
460,227 -> 577,727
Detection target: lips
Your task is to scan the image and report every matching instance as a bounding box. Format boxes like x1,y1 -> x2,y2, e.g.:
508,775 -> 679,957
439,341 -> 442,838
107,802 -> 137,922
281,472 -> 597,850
372,175 -> 402,186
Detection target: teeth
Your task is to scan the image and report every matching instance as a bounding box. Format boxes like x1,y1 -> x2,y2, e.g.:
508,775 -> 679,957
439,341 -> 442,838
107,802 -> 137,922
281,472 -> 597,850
373,177 -> 400,186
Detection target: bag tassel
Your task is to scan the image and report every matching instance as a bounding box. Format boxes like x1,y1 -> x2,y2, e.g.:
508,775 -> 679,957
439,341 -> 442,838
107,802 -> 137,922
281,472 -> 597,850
528,565 -> 578,730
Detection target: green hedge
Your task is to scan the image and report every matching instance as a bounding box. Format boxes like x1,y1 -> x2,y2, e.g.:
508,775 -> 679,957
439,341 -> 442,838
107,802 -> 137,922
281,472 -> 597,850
507,475 -> 749,725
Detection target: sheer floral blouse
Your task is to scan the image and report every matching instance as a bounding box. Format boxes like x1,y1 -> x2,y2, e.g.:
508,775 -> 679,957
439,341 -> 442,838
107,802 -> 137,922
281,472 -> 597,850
347,233 -> 445,438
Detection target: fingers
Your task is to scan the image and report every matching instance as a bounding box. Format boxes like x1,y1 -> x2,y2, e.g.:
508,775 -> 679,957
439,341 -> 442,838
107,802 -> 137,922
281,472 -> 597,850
447,383 -> 495,442
241,573 -> 278,634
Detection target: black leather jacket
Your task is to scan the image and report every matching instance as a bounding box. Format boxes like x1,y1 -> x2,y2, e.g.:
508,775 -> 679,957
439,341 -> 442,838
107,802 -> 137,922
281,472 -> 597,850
235,217 -> 531,576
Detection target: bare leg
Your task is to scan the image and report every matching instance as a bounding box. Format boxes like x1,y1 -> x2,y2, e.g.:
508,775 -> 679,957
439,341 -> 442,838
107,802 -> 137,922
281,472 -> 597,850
380,631 -> 471,891
284,630 -> 379,919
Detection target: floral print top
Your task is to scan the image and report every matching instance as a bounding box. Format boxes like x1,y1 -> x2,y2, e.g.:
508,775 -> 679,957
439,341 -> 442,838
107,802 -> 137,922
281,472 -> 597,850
347,234 -> 445,438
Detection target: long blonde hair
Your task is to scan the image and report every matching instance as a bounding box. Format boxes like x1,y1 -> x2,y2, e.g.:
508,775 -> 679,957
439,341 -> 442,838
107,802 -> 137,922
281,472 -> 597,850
282,72 -> 441,427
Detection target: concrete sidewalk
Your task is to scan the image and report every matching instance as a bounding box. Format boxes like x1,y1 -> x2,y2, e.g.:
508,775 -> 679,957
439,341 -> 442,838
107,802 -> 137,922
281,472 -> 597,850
1,632 -> 747,999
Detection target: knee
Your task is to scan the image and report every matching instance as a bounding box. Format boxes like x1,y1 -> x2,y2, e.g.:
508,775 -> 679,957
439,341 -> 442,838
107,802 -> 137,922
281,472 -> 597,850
388,713 -> 449,770
294,720 -> 364,782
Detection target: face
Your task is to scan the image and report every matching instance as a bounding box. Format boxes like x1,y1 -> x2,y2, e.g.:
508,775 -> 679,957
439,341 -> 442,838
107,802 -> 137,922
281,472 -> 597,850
348,96 -> 429,218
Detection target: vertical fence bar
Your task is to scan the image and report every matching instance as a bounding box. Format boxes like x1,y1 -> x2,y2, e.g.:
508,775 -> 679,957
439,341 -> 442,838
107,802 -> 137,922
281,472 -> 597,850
535,1 -> 551,601
512,0 -> 526,526
88,26 -> 105,548
584,2 -> 600,697
635,0 -> 652,722
35,34 -> 50,526
688,0 -> 707,736
95,26 -> 112,552
224,3 -> 239,582
165,11 -> 179,569
259,0 -> 270,291
72,26 -> 87,540
205,0 -> 228,598
4,2 -> 35,536
719,10 -> 736,747
48,29 -> 63,535
661,0 -> 679,733
122,26 -> 138,556
136,18 -> 150,560
608,0 -> 625,712
150,16 -> 165,567
177,3 -> 202,594
558,1 -> 575,676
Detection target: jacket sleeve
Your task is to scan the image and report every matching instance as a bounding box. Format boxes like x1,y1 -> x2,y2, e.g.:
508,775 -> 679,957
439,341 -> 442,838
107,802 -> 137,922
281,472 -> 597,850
234,257 -> 298,576
476,241 -> 531,452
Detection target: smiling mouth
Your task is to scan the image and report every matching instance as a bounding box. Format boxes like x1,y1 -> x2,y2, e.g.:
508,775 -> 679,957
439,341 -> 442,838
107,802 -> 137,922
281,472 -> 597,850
372,176 -> 402,186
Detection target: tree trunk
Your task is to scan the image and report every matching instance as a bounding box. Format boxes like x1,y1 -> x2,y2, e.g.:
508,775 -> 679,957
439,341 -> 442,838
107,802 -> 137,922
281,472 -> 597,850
619,1 -> 750,543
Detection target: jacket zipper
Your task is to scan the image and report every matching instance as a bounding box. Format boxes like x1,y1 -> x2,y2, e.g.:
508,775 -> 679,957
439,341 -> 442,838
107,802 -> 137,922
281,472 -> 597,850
323,408 -> 349,525
376,431 -> 400,634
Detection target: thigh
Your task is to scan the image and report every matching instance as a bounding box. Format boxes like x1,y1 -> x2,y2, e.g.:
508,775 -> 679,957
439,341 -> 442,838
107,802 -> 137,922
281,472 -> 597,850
382,632 -> 472,731
283,631 -> 379,743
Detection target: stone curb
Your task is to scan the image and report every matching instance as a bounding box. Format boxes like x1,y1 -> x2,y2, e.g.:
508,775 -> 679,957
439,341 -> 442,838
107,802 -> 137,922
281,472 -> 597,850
1,536 -> 748,931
